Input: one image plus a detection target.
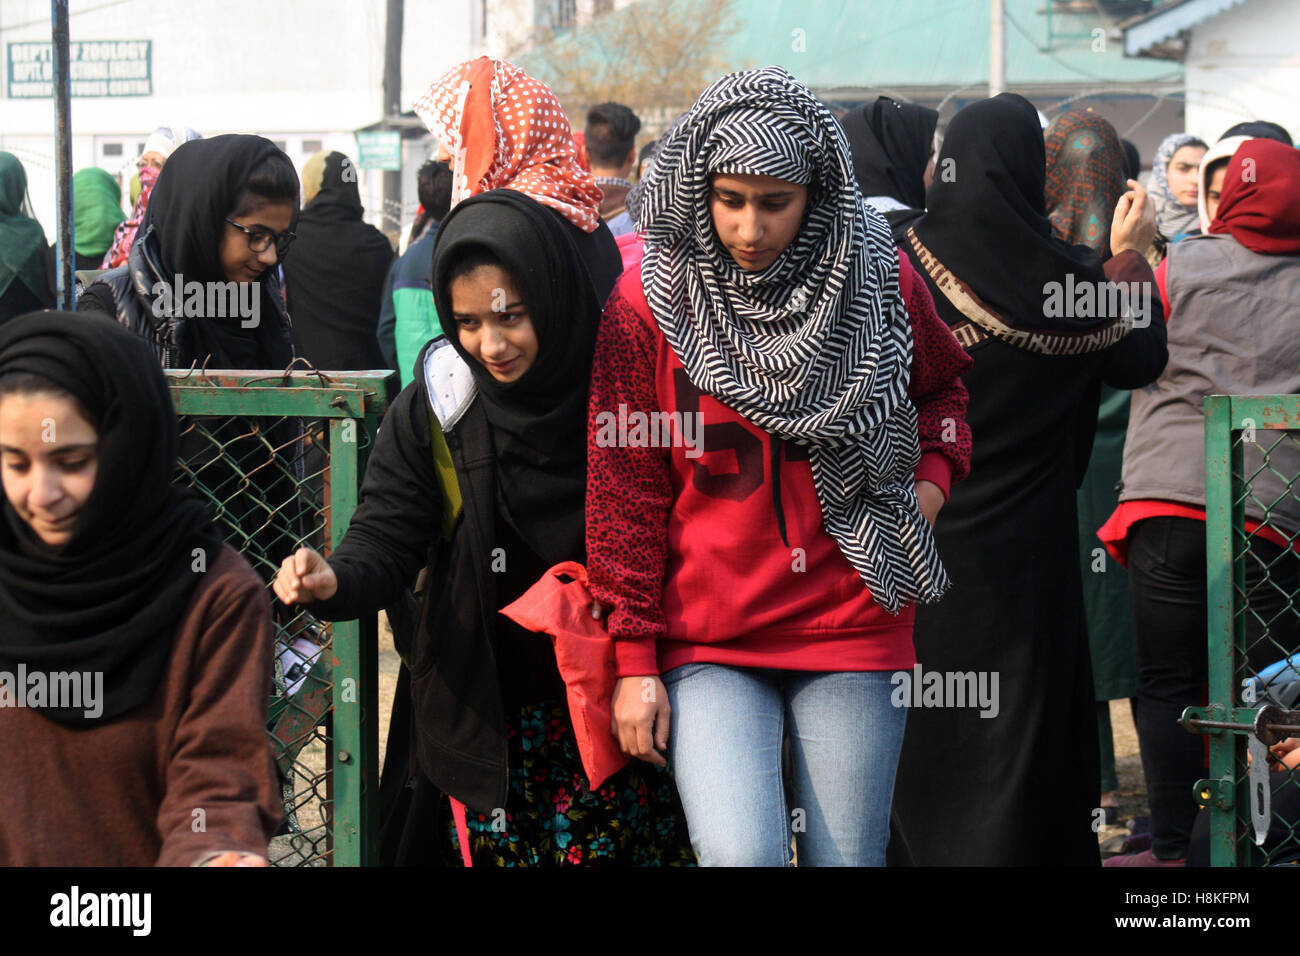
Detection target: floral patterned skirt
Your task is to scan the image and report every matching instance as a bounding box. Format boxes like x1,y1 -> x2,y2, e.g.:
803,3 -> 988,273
445,699 -> 697,866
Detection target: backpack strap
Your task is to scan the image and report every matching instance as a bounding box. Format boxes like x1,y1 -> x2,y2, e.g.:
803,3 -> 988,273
427,411 -> 462,542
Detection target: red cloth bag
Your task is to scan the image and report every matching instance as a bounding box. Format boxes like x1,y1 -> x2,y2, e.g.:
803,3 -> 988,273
499,561 -> 629,790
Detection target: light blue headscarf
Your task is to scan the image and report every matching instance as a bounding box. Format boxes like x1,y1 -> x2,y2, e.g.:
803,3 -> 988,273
1151,132 -> 1207,240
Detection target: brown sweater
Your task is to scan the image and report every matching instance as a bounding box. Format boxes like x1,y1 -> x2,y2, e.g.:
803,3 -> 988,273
0,544 -> 282,866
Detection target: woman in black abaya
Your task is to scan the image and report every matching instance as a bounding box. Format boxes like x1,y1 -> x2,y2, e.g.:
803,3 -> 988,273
840,96 -> 939,243
282,151 -> 393,371
891,93 -> 1167,866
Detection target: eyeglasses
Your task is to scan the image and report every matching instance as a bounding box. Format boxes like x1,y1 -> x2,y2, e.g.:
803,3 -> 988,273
224,217 -> 296,257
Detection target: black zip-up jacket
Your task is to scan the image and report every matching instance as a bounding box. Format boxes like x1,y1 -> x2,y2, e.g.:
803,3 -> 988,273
309,340 -> 515,811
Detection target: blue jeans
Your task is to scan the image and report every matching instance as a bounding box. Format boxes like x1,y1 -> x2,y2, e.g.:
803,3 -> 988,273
661,662 -> 905,866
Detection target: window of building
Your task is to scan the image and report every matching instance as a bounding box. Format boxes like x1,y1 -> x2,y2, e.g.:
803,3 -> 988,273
102,142 -> 123,156
302,139 -> 323,155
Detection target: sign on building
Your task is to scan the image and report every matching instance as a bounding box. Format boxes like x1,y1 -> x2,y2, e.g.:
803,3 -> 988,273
355,131 -> 403,171
6,41 -> 152,98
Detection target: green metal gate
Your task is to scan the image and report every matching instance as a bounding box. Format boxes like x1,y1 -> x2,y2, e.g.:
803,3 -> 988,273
166,368 -> 393,867
1189,395 -> 1300,866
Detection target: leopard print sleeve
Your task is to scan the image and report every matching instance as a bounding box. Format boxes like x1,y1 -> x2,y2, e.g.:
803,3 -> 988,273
585,279 -> 668,677
901,252 -> 974,487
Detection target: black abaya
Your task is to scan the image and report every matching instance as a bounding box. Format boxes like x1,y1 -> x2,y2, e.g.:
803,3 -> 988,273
282,152 -> 394,371
890,94 -> 1167,866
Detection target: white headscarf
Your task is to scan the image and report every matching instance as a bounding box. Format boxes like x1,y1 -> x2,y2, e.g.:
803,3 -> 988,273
140,125 -> 201,163
1197,135 -> 1250,233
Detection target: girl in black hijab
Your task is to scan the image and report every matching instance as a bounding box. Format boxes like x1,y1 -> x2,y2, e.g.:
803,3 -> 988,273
78,134 -> 298,371
891,92 -> 1168,866
0,310 -> 280,866
274,190 -> 693,867
79,135 -> 307,580
841,96 -> 939,243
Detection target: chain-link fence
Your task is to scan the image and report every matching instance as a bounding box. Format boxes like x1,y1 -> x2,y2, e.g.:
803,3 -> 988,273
167,368 -> 392,867
1188,395 -> 1300,866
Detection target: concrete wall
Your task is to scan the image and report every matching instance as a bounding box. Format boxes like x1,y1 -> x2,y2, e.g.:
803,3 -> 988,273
0,0 -> 483,238
1183,0 -> 1300,143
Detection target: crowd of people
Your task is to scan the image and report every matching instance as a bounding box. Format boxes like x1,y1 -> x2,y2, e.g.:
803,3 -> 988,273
0,52 -> 1297,868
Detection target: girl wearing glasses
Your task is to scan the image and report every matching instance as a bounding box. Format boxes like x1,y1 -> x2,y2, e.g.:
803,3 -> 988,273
78,136 -> 305,657
79,134 -> 298,372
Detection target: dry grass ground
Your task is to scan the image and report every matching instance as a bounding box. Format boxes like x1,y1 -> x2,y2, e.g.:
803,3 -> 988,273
377,612 -> 398,768
1104,697 -> 1148,846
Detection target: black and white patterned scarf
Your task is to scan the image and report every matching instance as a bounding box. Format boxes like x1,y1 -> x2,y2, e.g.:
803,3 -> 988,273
626,66 -> 947,612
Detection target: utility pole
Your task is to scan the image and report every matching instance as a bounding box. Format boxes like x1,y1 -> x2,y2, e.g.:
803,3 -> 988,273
381,0 -> 404,243
51,0 -> 74,308
989,0 -> 1006,97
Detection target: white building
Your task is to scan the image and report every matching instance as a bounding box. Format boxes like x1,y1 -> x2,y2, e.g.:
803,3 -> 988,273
0,0 -> 508,241
1122,0 -> 1300,142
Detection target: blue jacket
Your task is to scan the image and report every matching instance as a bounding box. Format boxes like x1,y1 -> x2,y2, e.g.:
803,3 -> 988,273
377,225 -> 438,388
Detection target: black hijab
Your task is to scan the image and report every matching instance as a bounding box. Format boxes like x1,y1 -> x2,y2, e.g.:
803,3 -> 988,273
909,93 -> 1122,354
429,190 -> 600,564
1220,120 -> 1292,146
0,311 -> 225,724
282,152 -> 393,371
841,96 -> 939,212
139,134 -> 297,369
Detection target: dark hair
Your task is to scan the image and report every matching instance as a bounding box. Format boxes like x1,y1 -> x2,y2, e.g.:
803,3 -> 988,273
229,151 -> 300,218
1120,139 -> 1141,181
438,245 -> 526,338
441,244 -> 508,288
637,137 -> 660,180
585,102 -> 642,169
0,372 -> 99,431
418,160 -> 453,222
1204,155 -> 1232,191
1219,120 -> 1293,147
410,160 -> 453,245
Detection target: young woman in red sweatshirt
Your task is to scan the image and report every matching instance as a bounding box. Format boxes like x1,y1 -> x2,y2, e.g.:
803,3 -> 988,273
586,67 -> 973,866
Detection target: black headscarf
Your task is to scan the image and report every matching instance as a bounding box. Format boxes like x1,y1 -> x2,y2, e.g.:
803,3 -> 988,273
0,311 -> 225,723
429,190 -> 600,564
1220,120 -> 1293,146
909,93 -> 1122,355
139,134 -> 298,369
282,152 -> 393,370
841,96 -> 939,212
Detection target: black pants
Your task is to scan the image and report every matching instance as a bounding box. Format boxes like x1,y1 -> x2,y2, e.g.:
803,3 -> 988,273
1128,516 -> 1299,859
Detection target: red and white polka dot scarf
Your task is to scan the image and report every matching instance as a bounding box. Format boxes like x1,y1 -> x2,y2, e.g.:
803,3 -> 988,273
413,57 -> 603,233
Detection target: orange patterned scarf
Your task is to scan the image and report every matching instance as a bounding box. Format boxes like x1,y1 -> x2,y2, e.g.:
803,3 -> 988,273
412,57 -> 603,233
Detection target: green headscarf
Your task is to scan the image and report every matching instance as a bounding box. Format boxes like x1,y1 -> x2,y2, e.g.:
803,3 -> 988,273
0,152 -> 48,300
72,168 -> 124,258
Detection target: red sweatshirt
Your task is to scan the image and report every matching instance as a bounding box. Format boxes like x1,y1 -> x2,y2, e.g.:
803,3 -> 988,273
586,252 -> 973,678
